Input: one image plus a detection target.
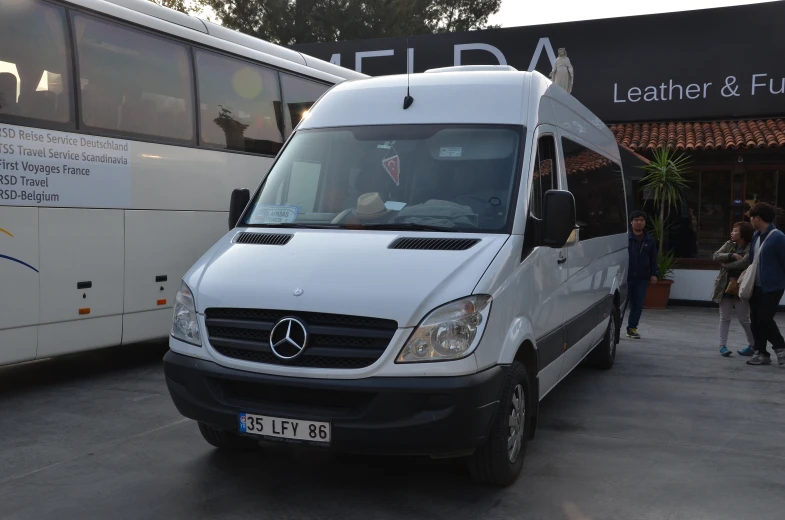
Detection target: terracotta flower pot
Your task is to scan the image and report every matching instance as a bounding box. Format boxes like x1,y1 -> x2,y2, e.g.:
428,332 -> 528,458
643,279 -> 674,309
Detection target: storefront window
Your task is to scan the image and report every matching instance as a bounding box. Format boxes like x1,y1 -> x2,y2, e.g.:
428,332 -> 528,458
669,171 -> 700,259
699,170 -> 731,258
745,171 -> 777,214
660,169 -> 783,260
776,171 -> 785,230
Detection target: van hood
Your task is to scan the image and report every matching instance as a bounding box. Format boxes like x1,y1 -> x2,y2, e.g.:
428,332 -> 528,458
189,229 -> 509,328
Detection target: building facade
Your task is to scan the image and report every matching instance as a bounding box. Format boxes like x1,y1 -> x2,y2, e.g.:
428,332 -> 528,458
294,1 -> 785,304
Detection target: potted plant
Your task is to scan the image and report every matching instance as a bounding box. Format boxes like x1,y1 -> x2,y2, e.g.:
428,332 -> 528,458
638,149 -> 690,309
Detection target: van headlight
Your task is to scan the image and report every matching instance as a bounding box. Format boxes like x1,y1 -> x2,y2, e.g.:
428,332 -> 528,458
171,281 -> 202,346
396,296 -> 492,363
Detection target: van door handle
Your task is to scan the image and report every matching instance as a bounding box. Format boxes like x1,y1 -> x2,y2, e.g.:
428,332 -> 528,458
557,255 -> 567,265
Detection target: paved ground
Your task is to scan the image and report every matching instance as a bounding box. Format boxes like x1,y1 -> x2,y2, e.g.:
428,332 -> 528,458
1,307 -> 783,520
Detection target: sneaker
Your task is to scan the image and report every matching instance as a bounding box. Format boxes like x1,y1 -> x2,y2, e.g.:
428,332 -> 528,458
737,346 -> 754,356
746,353 -> 772,366
720,346 -> 732,357
775,348 -> 785,366
626,327 -> 641,339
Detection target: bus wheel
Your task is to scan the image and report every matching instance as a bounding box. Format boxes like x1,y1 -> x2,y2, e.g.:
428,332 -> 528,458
468,361 -> 530,487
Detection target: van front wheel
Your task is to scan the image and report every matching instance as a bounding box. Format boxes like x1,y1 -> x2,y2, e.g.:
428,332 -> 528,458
468,362 -> 530,487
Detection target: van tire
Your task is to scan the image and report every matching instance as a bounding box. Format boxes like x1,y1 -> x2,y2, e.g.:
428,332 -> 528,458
588,306 -> 619,370
198,422 -> 259,452
468,361 -> 530,487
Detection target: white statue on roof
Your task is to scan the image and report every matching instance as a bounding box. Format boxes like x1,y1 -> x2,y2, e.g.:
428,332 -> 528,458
550,48 -> 574,93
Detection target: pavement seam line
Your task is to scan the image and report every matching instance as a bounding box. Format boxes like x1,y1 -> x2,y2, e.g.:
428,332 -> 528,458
0,418 -> 190,487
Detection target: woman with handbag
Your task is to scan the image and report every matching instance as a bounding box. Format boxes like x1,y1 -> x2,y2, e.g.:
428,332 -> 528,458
712,222 -> 755,357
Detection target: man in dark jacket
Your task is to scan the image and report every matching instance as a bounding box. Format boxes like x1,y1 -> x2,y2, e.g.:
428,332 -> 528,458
626,210 -> 659,339
745,202 -> 785,366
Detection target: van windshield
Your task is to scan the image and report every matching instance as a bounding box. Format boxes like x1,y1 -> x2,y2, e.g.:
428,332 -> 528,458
243,125 -> 524,233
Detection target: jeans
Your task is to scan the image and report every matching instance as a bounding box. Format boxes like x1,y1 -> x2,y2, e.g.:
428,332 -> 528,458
749,286 -> 785,357
626,278 -> 649,329
718,296 -> 754,347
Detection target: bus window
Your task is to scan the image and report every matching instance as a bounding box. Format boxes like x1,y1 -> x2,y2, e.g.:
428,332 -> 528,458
73,13 -> 194,141
280,74 -> 329,138
195,50 -> 283,155
0,0 -> 72,124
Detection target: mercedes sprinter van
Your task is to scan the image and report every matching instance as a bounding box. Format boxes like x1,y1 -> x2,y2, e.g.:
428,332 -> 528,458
164,66 -> 629,486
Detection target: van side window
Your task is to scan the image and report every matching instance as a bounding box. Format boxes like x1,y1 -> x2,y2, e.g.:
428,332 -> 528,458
0,0 -> 73,124
529,135 -> 557,219
562,137 -> 626,240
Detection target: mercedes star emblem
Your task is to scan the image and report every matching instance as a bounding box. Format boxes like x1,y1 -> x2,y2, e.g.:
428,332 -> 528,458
269,317 -> 308,360
293,288 -> 304,296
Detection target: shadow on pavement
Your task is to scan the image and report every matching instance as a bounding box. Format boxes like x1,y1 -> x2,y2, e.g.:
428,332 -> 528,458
0,340 -> 169,395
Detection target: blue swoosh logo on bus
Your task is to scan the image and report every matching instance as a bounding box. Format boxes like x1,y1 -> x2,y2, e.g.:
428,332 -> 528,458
0,254 -> 39,273
0,227 -> 39,272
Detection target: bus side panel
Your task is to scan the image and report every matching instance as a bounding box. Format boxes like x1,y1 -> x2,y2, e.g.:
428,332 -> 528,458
129,143 -> 269,212
0,206 -> 39,365
38,316 -> 122,359
39,208 -> 124,324
0,327 -> 38,367
122,209 -> 228,343
0,206 -> 39,329
122,308 -> 172,345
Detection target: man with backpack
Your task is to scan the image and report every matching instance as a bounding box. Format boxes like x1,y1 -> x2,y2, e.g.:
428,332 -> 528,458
745,202 -> 785,366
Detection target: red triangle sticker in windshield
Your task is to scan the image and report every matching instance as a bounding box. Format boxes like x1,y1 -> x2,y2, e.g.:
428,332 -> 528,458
382,155 -> 400,186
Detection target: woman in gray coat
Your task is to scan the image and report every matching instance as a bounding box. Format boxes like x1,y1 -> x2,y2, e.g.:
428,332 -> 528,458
712,221 -> 755,356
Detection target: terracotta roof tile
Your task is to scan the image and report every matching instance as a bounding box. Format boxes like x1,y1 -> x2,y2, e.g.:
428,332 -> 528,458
610,119 -> 785,151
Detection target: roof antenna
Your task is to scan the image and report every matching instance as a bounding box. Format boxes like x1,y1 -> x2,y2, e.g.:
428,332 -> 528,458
403,38 -> 414,110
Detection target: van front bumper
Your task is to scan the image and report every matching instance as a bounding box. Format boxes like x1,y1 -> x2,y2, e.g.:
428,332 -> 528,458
163,350 -> 507,457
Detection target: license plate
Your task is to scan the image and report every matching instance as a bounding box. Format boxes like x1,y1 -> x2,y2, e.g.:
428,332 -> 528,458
239,413 -> 330,444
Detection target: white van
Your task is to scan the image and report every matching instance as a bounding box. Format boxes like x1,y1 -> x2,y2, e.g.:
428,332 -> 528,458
163,66 -> 629,486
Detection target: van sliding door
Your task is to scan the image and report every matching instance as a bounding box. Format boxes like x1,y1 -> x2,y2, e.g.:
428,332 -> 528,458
559,136 -> 627,376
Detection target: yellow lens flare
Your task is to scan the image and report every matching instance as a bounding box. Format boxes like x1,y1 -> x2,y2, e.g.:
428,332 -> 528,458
232,67 -> 263,100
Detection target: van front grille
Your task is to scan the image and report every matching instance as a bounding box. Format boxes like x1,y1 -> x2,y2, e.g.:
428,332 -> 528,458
205,308 -> 398,369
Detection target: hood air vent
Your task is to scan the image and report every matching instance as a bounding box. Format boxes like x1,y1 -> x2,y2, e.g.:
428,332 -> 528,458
234,232 -> 293,246
388,237 -> 480,251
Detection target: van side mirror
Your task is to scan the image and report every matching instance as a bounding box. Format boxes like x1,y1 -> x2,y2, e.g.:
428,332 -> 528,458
542,190 -> 576,248
229,189 -> 250,229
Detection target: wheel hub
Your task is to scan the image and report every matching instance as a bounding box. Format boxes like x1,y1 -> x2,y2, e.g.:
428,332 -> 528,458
610,315 -> 617,358
508,384 -> 525,463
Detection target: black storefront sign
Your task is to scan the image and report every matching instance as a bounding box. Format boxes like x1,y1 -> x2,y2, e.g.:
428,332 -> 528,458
293,1 -> 785,123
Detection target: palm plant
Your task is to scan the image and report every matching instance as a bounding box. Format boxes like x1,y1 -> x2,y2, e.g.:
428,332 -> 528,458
639,149 -> 691,280
647,215 -> 677,280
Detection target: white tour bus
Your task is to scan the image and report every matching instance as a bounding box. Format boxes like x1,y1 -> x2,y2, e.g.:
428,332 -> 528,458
0,0 -> 364,367
163,66 -> 629,486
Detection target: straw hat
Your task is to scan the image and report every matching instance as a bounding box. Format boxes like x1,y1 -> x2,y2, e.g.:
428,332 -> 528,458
352,192 -> 392,220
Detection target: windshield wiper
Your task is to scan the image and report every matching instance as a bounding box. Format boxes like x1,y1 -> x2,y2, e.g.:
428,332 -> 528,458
353,223 -> 459,232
